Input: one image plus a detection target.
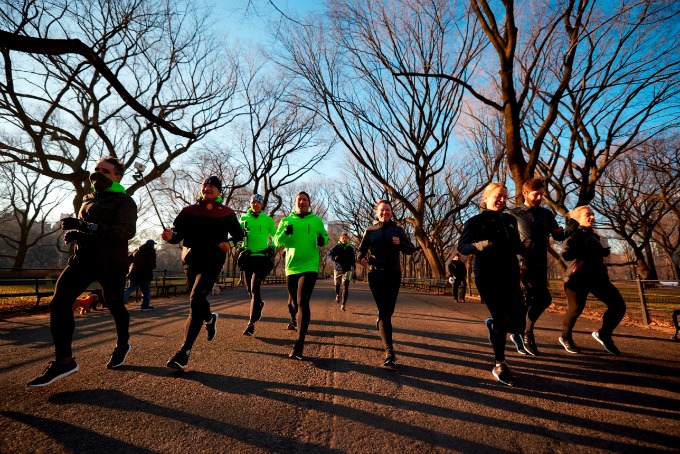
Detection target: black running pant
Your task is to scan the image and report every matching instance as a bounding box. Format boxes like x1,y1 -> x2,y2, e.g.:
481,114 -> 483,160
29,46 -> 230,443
286,272 -> 318,345
49,260 -> 129,360
180,262 -> 221,352
367,270 -> 401,351
522,268 -> 552,332
562,278 -> 626,339
244,256 -> 272,323
476,273 -> 524,363
452,277 -> 466,300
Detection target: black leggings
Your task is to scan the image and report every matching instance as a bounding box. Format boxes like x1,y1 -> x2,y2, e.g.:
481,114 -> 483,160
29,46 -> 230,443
49,260 -> 129,360
286,272 -> 318,345
476,274 -> 524,363
367,271 -> 401,351
180,263 -> 221,352
562,279 -> 626,339
244,256 -> 272,323
522,268 -> 552,331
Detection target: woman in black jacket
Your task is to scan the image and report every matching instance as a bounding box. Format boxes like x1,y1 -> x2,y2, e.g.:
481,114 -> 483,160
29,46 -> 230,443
559,205 -> 625,355
458,183 -> 526,386
358,199 -> 417,369
161,176 -> 244,370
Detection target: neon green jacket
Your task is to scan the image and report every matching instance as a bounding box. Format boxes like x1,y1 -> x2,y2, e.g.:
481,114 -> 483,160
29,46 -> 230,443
274,211 -> 329,275
240,208 -> 276,256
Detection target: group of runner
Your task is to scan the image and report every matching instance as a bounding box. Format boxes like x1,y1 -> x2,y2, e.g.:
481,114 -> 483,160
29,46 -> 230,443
26,159 -> 624,388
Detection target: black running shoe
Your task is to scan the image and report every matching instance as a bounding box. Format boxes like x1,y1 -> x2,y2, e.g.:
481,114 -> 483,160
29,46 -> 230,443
492,363 -> 515,386
287,321 -> 297,331
592,331 -> 620,355
106,344 -> 131,369
254,301 -> 265,322
559,336 -> 580,354
243,323 -> 255,336
167,350 -> 190,370
141,306 -> 155,311
335,295 -> 340,303
383,349 -> 397,370
288,343 -> 303,360
206,313 -> 218,341
484,317 -> 493,344
510,334 -> 528,355
522,333 -> 540,356
27,359 -> 79,387
341,304 -> 346,311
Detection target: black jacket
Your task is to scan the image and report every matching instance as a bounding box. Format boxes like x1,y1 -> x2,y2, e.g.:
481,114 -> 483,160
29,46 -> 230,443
458,209 -> 524,278
448,259 -> 467,280
562,227 -> 611,285
127,242 -> 156,282
70,191 -> 137,268
358,221 -> 417,273
168,199 -> 244,268
508,204 -> 573,269
328,242 -> 356,272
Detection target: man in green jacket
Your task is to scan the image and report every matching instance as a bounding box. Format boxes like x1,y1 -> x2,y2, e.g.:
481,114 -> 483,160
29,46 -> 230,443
239,194 -> 276,336
273,191 -> 329,360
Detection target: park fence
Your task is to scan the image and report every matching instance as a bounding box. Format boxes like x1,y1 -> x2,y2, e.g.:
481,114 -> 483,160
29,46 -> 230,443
402,276 -> 680,327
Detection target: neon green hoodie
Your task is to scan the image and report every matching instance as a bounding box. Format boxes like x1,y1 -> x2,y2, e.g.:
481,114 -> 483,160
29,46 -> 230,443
273,211 -> 329,275
240,208 -> 276,256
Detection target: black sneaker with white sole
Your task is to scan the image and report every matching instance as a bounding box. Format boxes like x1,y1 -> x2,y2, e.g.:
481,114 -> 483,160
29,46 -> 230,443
206,313 -> 218,341
243,323 -> 255,336
287,321 -> 297,331
27,359 -> 79,387
492,363 -> 516,386
288,343 -> 303,360
592,331 -> 620,355
106,344 -> 131,369
558,336 -> 580,354
522,332 -> 540,356
383,349 -> 397,370
510,333 -> 528,355
167,350 -> 190,370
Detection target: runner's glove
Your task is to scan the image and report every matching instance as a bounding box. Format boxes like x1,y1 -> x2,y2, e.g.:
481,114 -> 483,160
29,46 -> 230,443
316,235 -> 325,246
61,217 -> 98,232
284,225 -> 293,235
64,230 -> 88,244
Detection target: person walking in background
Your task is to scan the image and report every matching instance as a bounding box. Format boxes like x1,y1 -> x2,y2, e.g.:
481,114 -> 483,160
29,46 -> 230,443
508,178 -> 578,356
239,194 -> 276,337
161,176 -> 244,370
123,239 -> 157,311
448,253 -> 467,303
28,157 -> 137,387
328,231 -> 356,311
458,183 -> 527,386
358,199 -> 417,370
559,205 -> 626,355
273,191 -> 329,360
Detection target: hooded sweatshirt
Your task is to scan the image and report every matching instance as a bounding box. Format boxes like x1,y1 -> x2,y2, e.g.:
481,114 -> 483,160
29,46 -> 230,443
240,208 -> 276,256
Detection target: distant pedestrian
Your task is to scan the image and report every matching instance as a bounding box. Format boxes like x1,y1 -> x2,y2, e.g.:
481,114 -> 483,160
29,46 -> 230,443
458,183 -> 527,386
123,239 -> 157,310
358,199 -> 417,369
239,194 -> 276,337
448,253 -> 467,302
28,157 -> 137,387
273,191 -> 329,360
161,176 -> 244,370
328,232 -> 356,311
559,205 -> 626,355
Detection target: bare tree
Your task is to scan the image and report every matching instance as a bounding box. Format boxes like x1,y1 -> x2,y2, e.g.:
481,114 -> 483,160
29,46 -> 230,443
0,0 -> 240,213
276,0 -> 484,277
231,55 -> 335,216
0,163 -> 67,269
591,137 -> 680,279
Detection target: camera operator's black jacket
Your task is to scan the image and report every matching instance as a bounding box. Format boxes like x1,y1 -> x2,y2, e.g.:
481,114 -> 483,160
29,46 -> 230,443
127,242 -> 156,282
167,198 -> 244,269
71,189 -> 137,268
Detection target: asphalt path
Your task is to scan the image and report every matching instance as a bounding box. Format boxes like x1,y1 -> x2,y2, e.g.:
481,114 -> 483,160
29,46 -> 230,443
1,279 -> 679,453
